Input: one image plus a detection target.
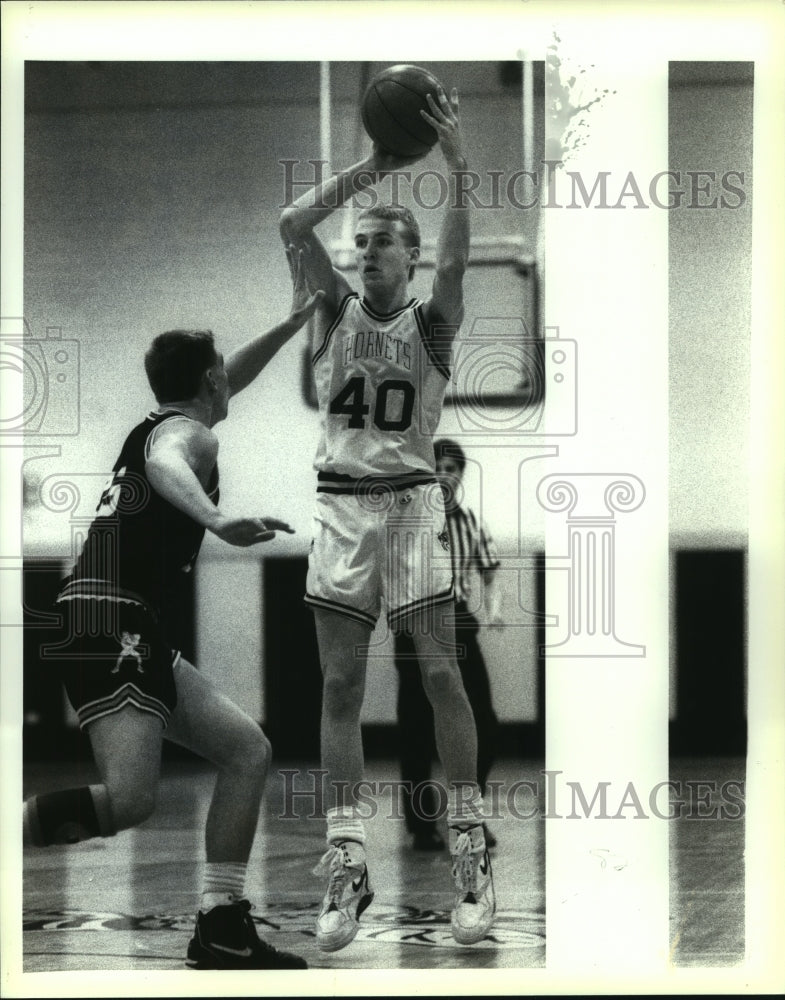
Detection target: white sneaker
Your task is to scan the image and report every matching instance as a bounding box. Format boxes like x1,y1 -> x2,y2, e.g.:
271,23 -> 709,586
313,840 -> 374,952
449,824 -> 496,945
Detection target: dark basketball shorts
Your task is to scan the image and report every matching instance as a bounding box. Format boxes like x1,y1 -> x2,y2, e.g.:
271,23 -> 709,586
46,591 -> 179,729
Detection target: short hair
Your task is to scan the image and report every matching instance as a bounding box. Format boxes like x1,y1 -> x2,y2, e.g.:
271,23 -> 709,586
434,437 -> 466,473
357,205 -> 421,281
144,329 -> 218,403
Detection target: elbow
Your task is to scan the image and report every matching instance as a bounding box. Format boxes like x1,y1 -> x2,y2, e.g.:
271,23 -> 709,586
279,206 -> 308,244
279,207 -> 294,241
436,255 -> 468,283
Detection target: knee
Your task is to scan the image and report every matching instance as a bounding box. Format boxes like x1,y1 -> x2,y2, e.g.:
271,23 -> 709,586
245,727 -> 272,771
322,672 -> 364,718
420,663 -> 462,703
223,723 -> 272,776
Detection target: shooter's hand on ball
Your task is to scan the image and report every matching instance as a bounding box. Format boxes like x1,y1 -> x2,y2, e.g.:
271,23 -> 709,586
421,86 -> 466,169
369,142 -> 427,177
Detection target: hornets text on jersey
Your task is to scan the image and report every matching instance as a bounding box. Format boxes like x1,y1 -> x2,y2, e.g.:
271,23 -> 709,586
58,411 -> 219,611
311,293 -> 452,480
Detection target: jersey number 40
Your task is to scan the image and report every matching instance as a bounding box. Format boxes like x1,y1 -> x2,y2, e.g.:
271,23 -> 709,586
329,376 -> 415,431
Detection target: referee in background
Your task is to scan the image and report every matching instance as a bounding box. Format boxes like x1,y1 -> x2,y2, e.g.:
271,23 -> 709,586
394,438 -> 502,851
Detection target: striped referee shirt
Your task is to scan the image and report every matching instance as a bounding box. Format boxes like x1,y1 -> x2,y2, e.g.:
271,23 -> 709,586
445,503 -> 501,606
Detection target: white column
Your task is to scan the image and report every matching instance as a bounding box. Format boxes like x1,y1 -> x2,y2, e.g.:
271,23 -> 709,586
543,33 -> 669,974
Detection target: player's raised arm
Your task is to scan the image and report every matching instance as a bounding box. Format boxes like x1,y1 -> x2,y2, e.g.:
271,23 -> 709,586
279,156 -> 372,311
225,248 -> 324,398
279,155 -> 375,242
279,147 -> 426,311
421,87 -> 470,335
145,419 -> 292,546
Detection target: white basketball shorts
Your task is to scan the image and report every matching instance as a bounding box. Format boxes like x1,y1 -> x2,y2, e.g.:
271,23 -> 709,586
305,476 -> 454,629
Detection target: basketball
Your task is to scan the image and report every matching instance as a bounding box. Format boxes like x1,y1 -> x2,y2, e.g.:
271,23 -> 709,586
361,64 -> 444,158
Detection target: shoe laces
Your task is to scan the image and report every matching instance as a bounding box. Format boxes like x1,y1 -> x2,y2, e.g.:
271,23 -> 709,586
313,844 -> 352,904
451,830 -> 477,895
233,898 -> 261,935
230,899 -> 287,957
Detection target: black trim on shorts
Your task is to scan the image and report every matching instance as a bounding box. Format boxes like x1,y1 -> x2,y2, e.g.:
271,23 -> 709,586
316,471 -> 437,495
387,583 -> 455,629
304,593 -> 378,628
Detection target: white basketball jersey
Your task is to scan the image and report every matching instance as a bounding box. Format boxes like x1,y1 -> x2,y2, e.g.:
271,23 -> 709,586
312,293 -> 451,478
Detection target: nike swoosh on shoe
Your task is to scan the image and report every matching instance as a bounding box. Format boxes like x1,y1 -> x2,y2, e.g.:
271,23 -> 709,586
210,943 -> 254,958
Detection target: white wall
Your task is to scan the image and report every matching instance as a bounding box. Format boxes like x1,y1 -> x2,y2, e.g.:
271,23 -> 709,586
669,74 -> 752,547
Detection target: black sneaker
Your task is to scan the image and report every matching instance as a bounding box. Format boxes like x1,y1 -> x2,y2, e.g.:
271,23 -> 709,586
186,898 -> 307,970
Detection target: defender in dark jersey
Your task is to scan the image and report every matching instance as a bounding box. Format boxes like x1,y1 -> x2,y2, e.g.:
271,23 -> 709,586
23,250 -> 322,970
280,85 -> 496,950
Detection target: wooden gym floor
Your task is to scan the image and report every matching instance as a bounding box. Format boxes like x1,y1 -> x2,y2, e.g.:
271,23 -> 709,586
19,756 -> 743,975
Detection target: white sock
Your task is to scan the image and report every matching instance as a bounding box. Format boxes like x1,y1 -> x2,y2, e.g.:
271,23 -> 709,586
326,805 -> 366,863
200,861 -> 247,911
447,787 -> 485,829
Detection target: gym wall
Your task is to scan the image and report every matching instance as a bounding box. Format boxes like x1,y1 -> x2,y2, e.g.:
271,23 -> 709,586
21,61 -> 750,759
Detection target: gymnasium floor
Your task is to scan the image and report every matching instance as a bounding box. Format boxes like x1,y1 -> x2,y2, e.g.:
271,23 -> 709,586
20,756 -> 743,975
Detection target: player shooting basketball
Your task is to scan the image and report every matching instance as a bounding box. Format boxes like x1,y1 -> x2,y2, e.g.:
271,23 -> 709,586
279,80 -> 496,951
22,251 -> 321,971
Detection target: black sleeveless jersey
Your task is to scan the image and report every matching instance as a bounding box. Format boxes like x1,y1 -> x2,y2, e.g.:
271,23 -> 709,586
62,411 -> 219,611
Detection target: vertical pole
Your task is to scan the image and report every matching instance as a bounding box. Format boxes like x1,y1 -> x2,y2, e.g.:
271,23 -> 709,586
319,61 -> 331,168
522,57 -> 534,178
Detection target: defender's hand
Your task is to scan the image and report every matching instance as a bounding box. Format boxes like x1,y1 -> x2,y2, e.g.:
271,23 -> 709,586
212,515 -> 295,547
257,516 -> 295,535
285,245 -> 325,321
